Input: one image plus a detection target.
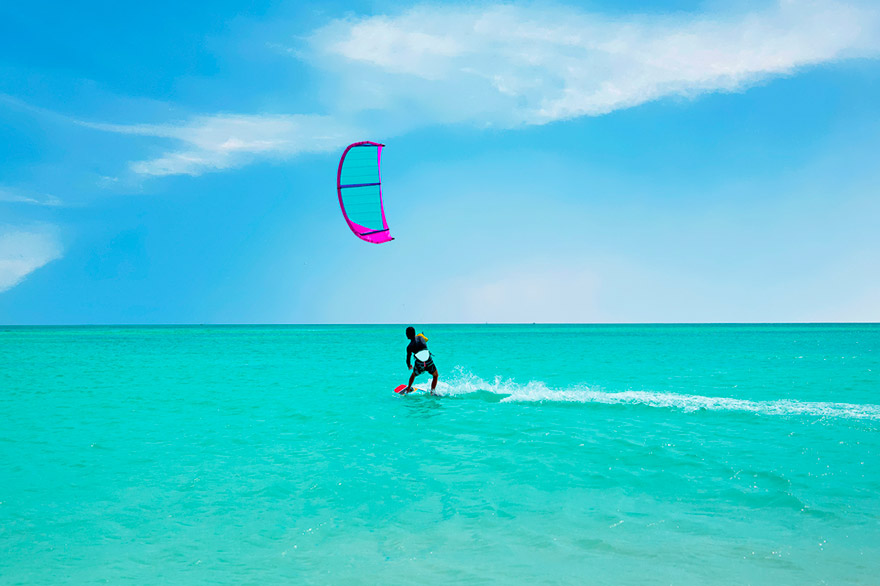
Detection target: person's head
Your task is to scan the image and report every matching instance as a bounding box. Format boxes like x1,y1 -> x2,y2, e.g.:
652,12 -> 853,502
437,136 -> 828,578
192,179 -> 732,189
405,326 -> 415,340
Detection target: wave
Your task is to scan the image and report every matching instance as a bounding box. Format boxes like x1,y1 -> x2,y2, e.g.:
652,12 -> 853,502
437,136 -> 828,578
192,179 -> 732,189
433,370 -> 880,421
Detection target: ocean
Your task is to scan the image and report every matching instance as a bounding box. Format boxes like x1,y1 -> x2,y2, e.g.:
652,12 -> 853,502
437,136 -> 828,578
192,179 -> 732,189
2,324 -> 878,584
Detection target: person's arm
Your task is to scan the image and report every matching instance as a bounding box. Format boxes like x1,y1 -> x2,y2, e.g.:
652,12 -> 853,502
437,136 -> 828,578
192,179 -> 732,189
406,346 -> 412,369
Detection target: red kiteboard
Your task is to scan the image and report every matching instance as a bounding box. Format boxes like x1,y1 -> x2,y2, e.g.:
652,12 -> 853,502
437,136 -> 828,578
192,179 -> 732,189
394,384 -> 429,395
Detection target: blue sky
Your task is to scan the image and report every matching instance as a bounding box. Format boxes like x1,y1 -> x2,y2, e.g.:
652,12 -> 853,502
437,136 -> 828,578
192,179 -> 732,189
1,0 -> 879,324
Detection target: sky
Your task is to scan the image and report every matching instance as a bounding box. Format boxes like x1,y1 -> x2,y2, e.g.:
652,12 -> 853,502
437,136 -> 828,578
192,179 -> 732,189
1,0 -> 879,324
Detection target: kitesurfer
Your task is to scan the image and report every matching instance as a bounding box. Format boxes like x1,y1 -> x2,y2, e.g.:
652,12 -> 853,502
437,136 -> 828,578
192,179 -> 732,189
405,326 -> 438,394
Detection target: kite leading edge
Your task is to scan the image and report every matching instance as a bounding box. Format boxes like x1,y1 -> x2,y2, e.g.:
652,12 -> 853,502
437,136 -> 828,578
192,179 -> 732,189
336,141 -> 393,244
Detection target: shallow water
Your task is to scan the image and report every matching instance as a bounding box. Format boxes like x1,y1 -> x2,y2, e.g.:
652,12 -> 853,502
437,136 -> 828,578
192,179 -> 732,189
2,324 -> 878,584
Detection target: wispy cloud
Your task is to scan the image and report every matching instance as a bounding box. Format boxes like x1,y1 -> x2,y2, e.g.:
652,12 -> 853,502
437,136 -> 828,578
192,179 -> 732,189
0,187 -> 63,206
0,226 -> 63,293
83,114 -> 361,176
311,0 -> 880,125
87,0 -> 880,177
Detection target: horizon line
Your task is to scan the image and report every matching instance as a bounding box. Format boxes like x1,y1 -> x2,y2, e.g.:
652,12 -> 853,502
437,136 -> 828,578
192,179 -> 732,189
2,322 -> 878,328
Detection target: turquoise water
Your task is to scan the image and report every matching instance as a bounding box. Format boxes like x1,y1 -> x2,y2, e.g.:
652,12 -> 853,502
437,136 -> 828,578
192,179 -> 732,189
2,324 -> 878,584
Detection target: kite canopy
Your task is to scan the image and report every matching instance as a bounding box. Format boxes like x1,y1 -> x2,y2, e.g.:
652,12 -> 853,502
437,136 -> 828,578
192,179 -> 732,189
336,141 -> 393,244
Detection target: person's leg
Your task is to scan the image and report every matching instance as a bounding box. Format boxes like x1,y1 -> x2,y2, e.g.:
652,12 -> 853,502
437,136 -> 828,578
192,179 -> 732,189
407,371 -> 416,392
431,371 -> 438,391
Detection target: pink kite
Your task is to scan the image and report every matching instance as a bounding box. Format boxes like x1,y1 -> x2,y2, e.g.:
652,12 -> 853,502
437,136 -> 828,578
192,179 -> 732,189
336,141 -> 393,244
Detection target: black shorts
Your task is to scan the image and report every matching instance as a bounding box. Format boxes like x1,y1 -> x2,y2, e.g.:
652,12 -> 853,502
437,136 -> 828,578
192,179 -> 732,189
412,358 -> 437,376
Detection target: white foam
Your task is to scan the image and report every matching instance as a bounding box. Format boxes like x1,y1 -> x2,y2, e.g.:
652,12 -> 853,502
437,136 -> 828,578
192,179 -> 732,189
433,369 -> 880,421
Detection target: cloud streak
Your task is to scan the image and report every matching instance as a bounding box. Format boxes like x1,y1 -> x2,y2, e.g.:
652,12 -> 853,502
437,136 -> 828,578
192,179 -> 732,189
89,0 -> 880,176
0,187 -> 63,206
84,114 -> 362,176
312,0 -> 880,125
0,226 -> 63,293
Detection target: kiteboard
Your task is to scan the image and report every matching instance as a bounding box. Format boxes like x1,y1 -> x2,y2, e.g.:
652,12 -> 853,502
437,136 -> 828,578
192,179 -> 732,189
394,384 -> 431,396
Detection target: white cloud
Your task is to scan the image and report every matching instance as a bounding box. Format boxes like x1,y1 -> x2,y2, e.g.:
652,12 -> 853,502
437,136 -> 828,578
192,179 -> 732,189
325,15 -> 465,79
0,187 -> 63,206
88,0 -> 880,177
0,226 -> 63,293
84,114 -> 362,176
312,0 -> 880,125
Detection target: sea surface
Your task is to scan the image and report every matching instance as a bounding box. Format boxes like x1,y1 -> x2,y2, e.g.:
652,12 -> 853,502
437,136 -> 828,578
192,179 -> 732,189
2,324 -> 879,585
